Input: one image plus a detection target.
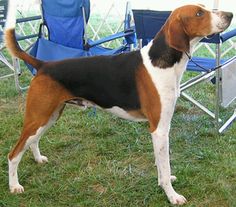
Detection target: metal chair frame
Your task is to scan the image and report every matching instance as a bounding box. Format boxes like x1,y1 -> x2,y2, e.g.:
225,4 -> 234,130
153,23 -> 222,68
0,0 -> 41,90
0,0 -> 15,80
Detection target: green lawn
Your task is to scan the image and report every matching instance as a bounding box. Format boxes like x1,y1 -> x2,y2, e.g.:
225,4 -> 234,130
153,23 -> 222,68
0,49 -> 236,207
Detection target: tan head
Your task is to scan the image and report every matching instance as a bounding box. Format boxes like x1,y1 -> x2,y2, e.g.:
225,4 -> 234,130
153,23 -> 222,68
164,4 -> 233,52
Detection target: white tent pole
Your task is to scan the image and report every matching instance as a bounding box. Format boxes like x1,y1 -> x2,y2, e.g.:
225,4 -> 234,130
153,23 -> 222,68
213,0 -> 220,10
213,0 -> 221,133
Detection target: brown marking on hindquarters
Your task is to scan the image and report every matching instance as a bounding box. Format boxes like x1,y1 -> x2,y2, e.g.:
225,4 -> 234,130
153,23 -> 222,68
136,65 -> 161,132
8,75 -> 74,160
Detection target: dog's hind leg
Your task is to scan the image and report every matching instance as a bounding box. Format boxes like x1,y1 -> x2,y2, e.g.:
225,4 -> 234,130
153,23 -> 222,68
8,107 -> 63,193
8,75 -> 73,193
29,104 -> 65,164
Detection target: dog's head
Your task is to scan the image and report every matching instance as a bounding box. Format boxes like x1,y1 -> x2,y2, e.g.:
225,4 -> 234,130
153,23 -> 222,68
165,4 -> 233,52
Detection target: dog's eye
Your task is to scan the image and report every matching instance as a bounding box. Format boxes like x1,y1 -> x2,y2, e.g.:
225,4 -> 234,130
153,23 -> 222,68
196,10 -> 204,17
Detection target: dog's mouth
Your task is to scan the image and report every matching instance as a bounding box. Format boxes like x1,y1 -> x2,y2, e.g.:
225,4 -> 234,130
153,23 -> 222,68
207,24 -> 230,37
206,33 -> 216,39
209,11 -> 233,37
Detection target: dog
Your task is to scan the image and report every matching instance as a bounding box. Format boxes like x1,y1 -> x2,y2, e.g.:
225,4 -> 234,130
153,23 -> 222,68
5,0 -> 233,205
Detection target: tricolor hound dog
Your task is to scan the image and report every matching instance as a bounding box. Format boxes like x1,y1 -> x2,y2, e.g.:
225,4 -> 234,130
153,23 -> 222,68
5,0 -> 233,205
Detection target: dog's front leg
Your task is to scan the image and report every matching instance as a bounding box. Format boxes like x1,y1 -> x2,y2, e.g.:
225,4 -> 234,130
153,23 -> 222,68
175,65 -> 186,98
152,130 -> 186,205
152,135 -> 176,186
151,95 -> 186,205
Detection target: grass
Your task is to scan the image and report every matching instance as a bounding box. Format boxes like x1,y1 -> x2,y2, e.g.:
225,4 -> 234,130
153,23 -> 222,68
1,51 -> 236,207
1,19 -> 236,207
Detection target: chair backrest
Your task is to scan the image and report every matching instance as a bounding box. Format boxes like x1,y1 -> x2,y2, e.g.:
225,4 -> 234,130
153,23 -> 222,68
42,0 -> 90,49
132,9 -> 221,47
132,10 -> 170,47
0,0 -> 8,30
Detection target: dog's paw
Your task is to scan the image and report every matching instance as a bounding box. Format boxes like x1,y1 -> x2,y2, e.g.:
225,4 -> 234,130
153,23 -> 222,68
10,184 -> 24,194
35,155 -> 48,164
168,193 -> 187,205
171,175 -> 177,183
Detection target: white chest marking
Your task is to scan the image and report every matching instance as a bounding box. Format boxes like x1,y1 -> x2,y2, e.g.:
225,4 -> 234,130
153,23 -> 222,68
140,42 -> 188,102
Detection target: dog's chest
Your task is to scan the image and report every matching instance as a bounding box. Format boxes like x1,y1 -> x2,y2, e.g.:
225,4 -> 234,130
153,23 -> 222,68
140,43 -> 188,100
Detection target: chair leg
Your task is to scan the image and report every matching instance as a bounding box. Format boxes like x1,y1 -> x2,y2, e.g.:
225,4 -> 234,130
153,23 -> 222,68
219,109 -> 236,133
0,52 -> 15,80
0,52 -> 28,92
181,92 -> 222,122
13,57 -> 29,92
214,43 -> 220,133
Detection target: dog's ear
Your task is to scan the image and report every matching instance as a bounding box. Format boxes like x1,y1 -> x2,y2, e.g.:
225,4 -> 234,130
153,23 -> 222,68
167,17 -> 189,52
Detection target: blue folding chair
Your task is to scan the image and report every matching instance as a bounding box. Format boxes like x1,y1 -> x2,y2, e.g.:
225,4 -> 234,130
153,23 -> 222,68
0,0 -> 41,82
133,9 -> 236,133
27,0 -> 136,75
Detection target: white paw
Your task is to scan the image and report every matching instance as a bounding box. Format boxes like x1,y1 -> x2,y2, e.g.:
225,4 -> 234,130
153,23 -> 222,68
171,175 -> 177,183
35,155 -> 48,164
10,184 -> 24,194
169,193 -> 187,205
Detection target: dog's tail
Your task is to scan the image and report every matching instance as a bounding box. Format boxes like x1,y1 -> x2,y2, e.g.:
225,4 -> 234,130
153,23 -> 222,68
4,0 -> 43,70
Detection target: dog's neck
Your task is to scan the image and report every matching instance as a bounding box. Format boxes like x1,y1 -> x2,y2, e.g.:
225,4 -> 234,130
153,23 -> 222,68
141,31 -> 203,69
145,31 -> 184,68
189,37 -> 202,52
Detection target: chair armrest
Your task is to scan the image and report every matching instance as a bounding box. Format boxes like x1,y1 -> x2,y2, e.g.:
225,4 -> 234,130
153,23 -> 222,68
201,34 -> 221,44
88,27 -> 135,48
220,28 -> 236,43
16,34 -> 39,41
16,15 -> 41,24
0,31 -> 4,41
15,15 -> 42,41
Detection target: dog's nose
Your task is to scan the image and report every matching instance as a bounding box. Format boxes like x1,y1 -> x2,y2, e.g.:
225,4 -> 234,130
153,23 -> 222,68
223,12 -> 233,22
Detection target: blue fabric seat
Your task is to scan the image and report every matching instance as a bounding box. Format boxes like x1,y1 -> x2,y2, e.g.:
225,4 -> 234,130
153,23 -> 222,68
28,0 -> 136,75
42,0 -> 90,49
